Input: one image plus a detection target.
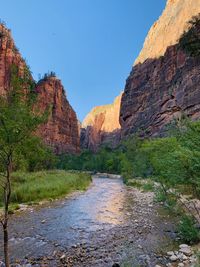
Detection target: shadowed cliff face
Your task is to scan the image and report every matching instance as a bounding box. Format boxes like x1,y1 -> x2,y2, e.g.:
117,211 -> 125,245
120,0 -> 200,138
0,24 -> 80,154
81,94 -> 122,151
120,45 -> 200,137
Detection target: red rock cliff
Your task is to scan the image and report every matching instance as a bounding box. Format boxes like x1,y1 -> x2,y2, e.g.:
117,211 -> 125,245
0,23 -> 80,154
36,77 -> 80,154
0,24 -> 26,94
120,0 -> 200,138
81,93 -> 122,151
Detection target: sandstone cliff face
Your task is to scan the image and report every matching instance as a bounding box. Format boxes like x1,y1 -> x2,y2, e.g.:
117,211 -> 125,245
36,77 -> 80,154
0,24 -> 80,154
135,0 -> 200,65
81,93 -> 122,151
120,0 -> 200,138
0,24 -> 27,95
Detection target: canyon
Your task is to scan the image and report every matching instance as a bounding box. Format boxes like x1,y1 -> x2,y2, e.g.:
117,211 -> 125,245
0,23 -> 80,154
81,0 -> 200,149
1,0 -> 200,153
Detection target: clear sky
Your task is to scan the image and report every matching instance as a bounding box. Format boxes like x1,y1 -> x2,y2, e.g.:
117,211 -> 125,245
1,0 -> 166,121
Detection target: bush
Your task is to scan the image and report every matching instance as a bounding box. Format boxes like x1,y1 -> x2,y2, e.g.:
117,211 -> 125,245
177,215 -> 200,244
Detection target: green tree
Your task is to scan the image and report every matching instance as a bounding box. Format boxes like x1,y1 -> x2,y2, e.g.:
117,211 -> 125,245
179,14 -> 200,56
0,65 -> 46,267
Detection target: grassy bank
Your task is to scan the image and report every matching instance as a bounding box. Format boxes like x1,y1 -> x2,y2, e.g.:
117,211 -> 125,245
0,170 -> 92,206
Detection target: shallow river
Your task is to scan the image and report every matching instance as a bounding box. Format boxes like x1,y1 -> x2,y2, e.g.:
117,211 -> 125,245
0,176 -> 178,266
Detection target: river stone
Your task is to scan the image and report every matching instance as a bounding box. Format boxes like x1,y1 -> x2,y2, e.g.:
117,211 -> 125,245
0,262 -> 5,267
179,247 -> 192,256
170,255 -> 178,261
182,254 -> 188,261
60,254 -> 66,260
167,251 -> 174,256
179,244 -> 189,249
178,263 -> 184,267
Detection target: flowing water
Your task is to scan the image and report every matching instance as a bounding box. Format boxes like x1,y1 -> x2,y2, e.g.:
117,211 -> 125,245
0,176 -> 178,266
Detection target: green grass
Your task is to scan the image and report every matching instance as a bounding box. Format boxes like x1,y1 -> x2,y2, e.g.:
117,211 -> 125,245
126,179 -> 154,192
0,170 -> 92,205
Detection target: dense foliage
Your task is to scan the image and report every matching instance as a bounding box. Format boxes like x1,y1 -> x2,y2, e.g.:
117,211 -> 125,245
179,14 -> 200,56
59,118 -> 200,199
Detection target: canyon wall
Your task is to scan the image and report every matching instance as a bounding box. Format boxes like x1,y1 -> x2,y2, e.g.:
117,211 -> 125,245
0,23 -> 80,154
0,24 -> 27,95
36,77 -> 80,154
120,0 -> 200,138
81,93 -> 122,151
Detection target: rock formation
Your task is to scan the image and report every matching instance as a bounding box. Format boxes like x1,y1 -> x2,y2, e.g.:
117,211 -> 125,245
135,0 -> 200,65
36,77 -> 80,154
0,23 -> 80,154
0,23 -> 27,95
81,93 -> 122,151
120,0 -> 200,138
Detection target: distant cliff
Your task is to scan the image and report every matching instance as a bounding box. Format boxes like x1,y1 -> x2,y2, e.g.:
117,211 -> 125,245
0,23 -> 80,154
120,0 -> 200,138
81,93 -> 122,151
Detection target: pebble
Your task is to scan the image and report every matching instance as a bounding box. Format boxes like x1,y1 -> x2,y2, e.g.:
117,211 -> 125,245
60,254 -> 66,260
179,244 -> 189,249
170,255 -> 178,261
179,247 -> 192,256
167,251 -> 174,256
182,254 -> 188,261
0,262 -> 5,267
178,263 -> 184,267
41,220 -> 46,224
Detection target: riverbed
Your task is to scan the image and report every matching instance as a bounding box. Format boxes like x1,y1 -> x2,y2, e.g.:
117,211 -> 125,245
0,176 -> 178,266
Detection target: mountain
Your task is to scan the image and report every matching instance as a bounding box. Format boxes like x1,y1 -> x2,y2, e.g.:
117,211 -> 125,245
81,93 -> 122,151
120,0 -> 200,138
0,23 -> 80,154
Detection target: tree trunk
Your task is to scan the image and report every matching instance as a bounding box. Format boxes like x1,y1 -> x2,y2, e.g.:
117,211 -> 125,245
2,156 -> 12,267
3,221 -> 9,267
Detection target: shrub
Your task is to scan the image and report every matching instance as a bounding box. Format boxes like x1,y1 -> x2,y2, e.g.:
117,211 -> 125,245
177,215 -> 200,244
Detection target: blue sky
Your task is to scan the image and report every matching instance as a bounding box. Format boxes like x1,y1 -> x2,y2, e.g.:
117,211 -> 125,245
1,0 -> 166,121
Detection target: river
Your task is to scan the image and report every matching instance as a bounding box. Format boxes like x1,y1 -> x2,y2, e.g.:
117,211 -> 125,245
0,176 -> 178,266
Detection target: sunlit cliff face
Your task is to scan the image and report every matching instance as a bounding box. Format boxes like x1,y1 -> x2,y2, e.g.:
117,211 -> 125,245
82,93 -> 122,133
135,0 -> 200,65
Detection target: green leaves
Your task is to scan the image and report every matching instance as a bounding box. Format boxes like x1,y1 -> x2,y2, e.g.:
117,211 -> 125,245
179,13 -> 200,56
0,64 -> 47,169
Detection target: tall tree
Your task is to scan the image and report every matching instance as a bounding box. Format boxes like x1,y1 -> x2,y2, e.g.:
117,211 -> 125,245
0,65 -> 46,267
